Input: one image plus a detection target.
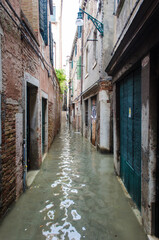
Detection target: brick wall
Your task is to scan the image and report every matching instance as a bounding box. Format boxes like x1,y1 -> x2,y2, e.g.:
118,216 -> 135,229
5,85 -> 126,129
0,0 -> 61,219
48,94 -> 61,149
0,1 -> 23,218
1,101 -> 19,217
21,0 -> 39,34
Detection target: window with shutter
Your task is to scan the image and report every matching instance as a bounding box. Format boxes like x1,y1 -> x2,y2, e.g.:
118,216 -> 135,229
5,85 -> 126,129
78,26 -> 82,38
39,0 -> 48,45
86,47 -> 88,74
93,30 -> 97,61
77,56 -> 81,80
75,44 -> 77,56
39,0 -> 44,32
49,21 -> 54,66
49,0 -> 53,15
52,6 -> 56,22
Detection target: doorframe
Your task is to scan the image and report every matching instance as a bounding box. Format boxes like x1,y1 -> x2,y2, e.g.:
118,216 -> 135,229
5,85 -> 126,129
23,72 -> 40,182
0,25 -> 3,205
156,92 -> 159,237
41,91 -> 48,159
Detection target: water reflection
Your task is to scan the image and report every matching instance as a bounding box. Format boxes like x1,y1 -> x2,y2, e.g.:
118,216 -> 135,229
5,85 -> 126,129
0,119 -> 147,240
40,126 -> 84,240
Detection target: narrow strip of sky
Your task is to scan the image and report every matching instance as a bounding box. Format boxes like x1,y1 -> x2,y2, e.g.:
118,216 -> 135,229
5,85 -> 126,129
62,0 -> 79,66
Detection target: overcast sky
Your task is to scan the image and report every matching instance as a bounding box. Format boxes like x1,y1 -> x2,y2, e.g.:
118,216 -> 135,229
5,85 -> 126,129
62,0 -> 79,67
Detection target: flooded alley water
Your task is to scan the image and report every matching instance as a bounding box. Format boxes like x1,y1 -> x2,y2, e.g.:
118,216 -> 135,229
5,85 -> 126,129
0,117 -> 147,240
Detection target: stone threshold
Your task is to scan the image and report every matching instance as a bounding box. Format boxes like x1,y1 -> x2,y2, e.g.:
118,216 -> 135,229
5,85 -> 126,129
147,235 -> 159,240
26,170 -> 39,187
26,152 -> 48,187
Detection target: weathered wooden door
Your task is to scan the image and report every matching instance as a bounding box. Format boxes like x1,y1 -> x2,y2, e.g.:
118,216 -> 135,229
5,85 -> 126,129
120,68 -> 141,210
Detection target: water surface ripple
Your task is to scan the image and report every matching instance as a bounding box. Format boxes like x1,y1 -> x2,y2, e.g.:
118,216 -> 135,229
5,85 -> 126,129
0,120 -> 147,240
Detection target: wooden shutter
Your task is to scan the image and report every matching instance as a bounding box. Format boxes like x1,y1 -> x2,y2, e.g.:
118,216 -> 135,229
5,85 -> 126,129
78,26 -> 82,38
49,21 -> 53,65
43,0 -> 48,45
39,0 -> 44,32
49,0 -> 53,15
77,56 -> 81,80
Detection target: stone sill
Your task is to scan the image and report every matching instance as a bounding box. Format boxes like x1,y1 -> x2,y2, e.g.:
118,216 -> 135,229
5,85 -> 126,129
147,235 -> 159,240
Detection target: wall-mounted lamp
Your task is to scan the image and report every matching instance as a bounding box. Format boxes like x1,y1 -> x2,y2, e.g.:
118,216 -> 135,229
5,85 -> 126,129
75,8 -> 103,36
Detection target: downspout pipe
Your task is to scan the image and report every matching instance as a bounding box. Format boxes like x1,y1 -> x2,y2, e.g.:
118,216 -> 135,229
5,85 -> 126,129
23,139 -> 27,192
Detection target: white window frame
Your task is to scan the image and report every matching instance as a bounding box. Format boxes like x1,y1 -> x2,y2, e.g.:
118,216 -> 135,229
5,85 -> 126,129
86,46 -> 89,75
93,30 -> 97,62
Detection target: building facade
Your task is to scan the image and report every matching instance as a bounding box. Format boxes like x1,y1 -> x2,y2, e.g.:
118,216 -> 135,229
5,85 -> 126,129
0,0 -> 61,218
69,0 -> 114,151
69,30 -> 82,131
106,0 -> 159,238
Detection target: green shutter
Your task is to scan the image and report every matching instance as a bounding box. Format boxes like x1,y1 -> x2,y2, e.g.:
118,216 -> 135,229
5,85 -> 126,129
39,0 -> 44,32
49,0 -> 53,15
77,56 -> 81,80
39,0 -> 48,45
49,21 -> 53,65
120,69 -> 141,210
43,0 -> 48,45
78,26 -> 82,38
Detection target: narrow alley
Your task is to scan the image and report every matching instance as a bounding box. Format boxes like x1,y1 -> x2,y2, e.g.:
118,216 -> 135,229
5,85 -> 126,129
0,116 -> 146,240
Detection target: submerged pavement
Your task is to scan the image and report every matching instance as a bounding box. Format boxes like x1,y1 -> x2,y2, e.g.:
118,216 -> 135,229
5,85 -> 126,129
0,119 -> 147,240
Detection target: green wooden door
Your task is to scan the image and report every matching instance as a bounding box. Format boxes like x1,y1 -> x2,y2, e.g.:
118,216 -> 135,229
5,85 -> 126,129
120,68 -> 141,210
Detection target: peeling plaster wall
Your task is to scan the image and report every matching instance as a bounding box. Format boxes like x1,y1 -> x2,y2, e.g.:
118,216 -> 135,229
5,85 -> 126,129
82,0 -> 102,91
102,0 -> 115,74
113,84 -> 120,175
99,90 -> 110,151
16,113 -> 23,199
141,53 -> 158,235
114,0 -> 144,52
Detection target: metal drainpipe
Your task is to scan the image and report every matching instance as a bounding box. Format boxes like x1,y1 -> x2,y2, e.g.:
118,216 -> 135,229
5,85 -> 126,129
81,24 -> 84,135
23,139 -> 27,192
